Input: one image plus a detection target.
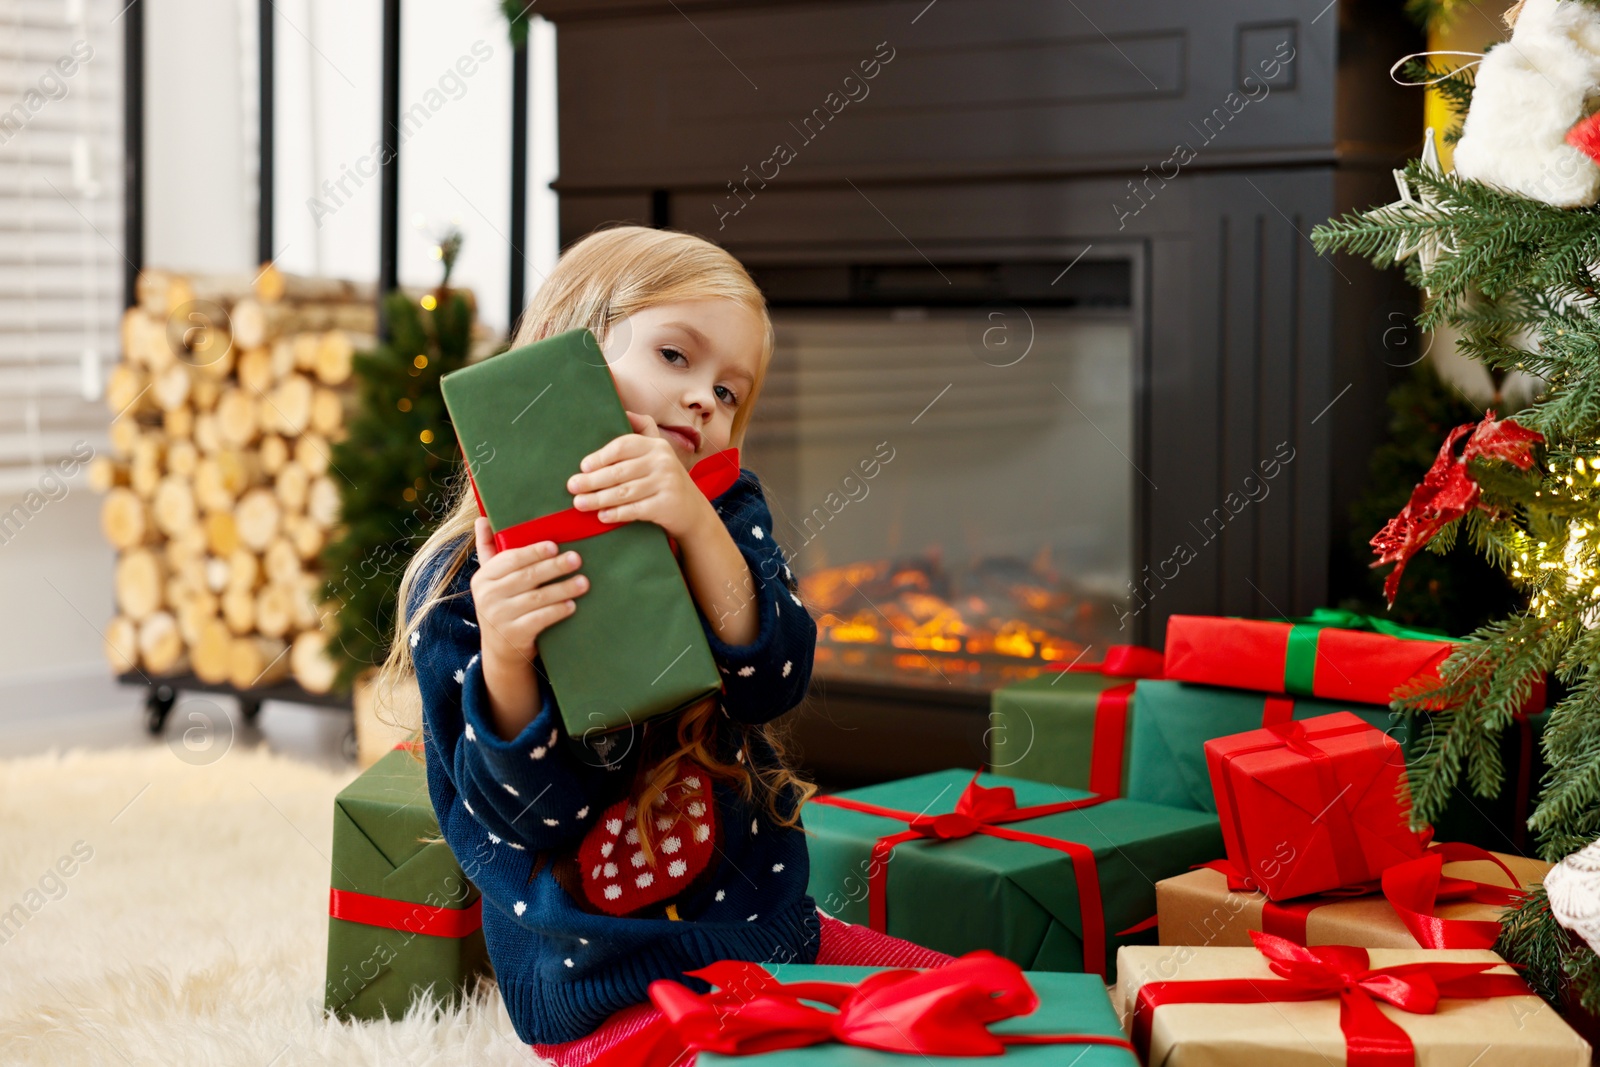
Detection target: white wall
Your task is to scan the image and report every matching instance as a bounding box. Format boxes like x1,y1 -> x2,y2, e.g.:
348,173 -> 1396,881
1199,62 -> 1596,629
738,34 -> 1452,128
0,1 -> 557,689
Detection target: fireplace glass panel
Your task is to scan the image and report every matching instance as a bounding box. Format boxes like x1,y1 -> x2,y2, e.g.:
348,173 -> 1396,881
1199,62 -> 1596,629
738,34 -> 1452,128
741,300 -> 1135,694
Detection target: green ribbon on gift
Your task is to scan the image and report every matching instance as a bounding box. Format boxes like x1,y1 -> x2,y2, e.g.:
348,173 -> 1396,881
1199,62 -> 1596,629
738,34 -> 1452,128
1272,608 -> 1452,697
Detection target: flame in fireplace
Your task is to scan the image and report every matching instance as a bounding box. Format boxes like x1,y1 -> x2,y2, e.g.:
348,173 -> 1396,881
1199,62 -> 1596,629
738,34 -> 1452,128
797,548 -> 1114,686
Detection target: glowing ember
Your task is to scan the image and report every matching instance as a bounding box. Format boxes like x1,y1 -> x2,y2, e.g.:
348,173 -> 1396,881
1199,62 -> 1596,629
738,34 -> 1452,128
798,547 -> 1122,691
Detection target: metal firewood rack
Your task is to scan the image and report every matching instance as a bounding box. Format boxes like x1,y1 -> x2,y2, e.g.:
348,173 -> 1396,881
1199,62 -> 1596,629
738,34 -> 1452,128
116,1 -> 532,756
118,669 -> 360,760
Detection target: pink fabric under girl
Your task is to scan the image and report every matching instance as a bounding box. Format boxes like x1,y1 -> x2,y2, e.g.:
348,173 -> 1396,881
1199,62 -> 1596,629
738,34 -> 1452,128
527,910 -> 958,1066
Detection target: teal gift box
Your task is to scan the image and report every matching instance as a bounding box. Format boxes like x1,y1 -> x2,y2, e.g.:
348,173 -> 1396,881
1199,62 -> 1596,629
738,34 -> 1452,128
1124,680 -> 1391,812
695,963 -> 1138,1066
1124,679 -> 1548,856
804,768 -> 1223,981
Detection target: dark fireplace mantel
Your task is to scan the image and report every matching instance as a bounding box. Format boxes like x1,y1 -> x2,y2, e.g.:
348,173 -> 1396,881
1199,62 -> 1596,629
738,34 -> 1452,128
538,0 -> 1423,787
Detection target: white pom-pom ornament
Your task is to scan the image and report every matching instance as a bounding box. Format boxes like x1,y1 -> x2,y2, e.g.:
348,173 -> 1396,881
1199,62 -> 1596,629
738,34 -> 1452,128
1544,838 -> 1600,954
1452,0 -> 1600,207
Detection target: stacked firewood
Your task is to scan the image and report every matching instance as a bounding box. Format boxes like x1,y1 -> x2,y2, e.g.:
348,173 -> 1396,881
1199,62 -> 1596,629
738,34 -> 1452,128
94,266 -> 377,695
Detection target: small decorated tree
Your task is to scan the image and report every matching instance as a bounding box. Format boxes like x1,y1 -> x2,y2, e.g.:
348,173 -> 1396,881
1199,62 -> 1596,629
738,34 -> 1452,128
319,229 -> 476,694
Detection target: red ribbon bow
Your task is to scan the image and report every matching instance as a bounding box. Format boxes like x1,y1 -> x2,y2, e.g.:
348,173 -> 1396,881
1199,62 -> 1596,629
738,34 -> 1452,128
1202,841 -> 1527,950
1134,930 -> 1532,1067
1371,410 -> 1542,605
809,771 -> 1113,977
590,949 -> 1136,1067
459,441 -> 743,554
1042,645 -> 1166,796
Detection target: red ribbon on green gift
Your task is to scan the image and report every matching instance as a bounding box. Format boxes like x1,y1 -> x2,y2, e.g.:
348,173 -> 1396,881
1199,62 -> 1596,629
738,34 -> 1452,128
1201,841 -> 1528,951
1132,930 -> 1533,1067
588,948 -> 1137,1067
457,440 -> 743,554
808,771 -> 1114,978
1042,644 -> 1166,797
328,886 -> 482,939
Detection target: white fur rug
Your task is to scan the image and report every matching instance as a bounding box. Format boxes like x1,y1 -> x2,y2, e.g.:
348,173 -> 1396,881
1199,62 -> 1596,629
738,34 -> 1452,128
0,743 -> 550,1066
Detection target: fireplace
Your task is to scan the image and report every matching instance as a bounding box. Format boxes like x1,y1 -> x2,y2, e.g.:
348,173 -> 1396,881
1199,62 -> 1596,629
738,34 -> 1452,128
543,0 -> 1422,787
743,258 -> 1136,698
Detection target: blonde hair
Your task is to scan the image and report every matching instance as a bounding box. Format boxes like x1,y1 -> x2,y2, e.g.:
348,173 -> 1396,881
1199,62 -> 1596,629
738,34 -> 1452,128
374,224 -> 815,864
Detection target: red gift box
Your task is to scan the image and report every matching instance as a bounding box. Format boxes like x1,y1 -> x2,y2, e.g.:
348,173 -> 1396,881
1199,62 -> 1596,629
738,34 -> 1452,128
1205,711 -> 1426,901
1163,612 -> 1547,711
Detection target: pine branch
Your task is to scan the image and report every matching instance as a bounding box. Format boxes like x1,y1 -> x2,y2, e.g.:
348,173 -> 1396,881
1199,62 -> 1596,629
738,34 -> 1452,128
1396,55 -> 1475,145
1496,884 -> 1600,1012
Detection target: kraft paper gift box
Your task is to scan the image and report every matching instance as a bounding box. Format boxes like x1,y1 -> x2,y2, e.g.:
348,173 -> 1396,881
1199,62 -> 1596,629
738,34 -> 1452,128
439,326 -> 728,737
694,962 -> 1140,1067
1155,850 -> 1550,950
1114,942 -> 1590,1067
325,743 -> 492,1021
804,768 -> 1224,981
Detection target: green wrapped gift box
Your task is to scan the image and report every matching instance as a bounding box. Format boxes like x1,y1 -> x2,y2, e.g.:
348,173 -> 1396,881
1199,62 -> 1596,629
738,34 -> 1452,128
438,327 -> 723,737
325,744 -> 492,1022
696,963 -> 1138,1066
804,768 -> 1223,981
988,664 -> 1148,796
1124,680 -> 1548,856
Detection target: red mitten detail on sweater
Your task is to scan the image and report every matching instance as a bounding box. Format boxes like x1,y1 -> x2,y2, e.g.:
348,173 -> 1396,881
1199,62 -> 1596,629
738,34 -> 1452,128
576,759 -> 717,916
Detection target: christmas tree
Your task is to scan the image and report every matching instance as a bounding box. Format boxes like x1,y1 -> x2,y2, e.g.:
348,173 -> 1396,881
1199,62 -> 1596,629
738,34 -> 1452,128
1310,1 -> 1600,1011
318,230 -> 477,694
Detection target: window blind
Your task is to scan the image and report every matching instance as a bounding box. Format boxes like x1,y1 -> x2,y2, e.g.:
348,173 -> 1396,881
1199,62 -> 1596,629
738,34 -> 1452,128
0,0 -> 121,498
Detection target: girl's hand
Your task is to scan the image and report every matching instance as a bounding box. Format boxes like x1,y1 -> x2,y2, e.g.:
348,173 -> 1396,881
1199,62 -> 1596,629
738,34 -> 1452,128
470,517 -> 589,665
567,411 -> 716,541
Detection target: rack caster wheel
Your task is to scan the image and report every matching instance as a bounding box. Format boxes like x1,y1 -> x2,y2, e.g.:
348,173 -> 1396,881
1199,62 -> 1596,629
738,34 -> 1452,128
144,684 -> 177,736
239,697 -> 263,725
341,724 -> 359,763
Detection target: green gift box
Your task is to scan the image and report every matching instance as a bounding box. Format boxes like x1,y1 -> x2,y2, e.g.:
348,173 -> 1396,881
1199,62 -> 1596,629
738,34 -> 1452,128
1124,680 -> 1548,856
438,327 -> 723,737
989,671 -> 1138,795
804,768 -> 1223,981
325,744 -> 492,1022
696,962 -> 1138,1066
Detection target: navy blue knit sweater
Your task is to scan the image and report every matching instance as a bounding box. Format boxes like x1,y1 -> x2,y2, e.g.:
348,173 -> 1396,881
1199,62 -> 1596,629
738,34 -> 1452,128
410,467 -> 822,1044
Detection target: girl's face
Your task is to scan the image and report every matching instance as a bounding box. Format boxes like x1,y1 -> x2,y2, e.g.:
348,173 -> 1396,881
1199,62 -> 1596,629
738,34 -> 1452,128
600,298 -> 765,469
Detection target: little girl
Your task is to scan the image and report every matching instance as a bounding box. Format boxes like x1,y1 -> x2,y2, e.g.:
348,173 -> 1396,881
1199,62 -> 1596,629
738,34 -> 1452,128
376,225 -> 953,1063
